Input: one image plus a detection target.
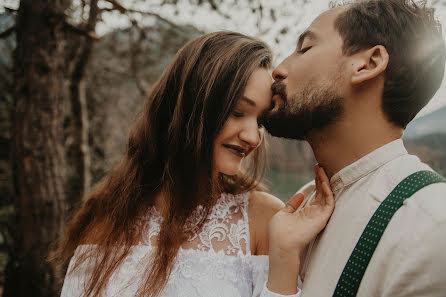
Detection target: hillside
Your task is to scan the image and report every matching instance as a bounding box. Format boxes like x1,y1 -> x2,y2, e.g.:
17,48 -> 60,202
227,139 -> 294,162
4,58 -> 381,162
403,106 -> 446,176
405,133 -> 446,176
405,106 -> 446,139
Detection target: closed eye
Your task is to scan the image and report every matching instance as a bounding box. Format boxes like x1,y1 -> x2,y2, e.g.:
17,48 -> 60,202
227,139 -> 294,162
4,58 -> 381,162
232,111 -> 244,118
298,46 -> 312,54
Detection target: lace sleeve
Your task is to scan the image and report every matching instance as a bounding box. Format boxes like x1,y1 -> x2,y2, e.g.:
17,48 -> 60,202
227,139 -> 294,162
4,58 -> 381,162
60,252 -> 89,297
251,255 -> 301,297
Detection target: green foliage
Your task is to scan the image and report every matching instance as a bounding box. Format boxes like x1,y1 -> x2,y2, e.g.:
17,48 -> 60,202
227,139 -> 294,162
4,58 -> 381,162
264,167 -> 314,201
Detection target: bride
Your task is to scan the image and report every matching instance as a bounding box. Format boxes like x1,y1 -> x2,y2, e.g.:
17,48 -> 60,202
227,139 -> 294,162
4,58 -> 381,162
52,31 -> 334,297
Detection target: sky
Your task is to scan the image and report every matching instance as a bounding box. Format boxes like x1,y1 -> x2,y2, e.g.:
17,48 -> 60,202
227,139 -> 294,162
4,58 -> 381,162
2,0 -> 446,117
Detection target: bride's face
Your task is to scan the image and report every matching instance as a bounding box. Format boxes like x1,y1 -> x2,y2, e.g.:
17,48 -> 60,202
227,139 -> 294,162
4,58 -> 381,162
213,68 -> 272,176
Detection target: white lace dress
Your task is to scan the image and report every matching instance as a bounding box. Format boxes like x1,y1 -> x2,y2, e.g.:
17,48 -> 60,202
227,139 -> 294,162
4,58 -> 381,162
60,192 -> 301,297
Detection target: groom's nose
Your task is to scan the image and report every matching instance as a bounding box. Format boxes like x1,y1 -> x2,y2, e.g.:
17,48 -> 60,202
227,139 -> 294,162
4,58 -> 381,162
272,62 -> 288,81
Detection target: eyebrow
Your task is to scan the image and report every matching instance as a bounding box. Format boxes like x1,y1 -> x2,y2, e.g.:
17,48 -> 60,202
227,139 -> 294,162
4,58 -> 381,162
240,96 -> 256,107
297,30 -> 318,48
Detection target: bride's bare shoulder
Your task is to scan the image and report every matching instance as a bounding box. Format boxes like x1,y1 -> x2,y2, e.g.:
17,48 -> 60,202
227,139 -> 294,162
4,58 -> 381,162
248,191 -> 284,214
248,191 -> 284,255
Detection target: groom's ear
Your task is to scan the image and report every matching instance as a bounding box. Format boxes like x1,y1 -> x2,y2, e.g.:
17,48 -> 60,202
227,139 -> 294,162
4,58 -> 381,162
350,45 -> 389,85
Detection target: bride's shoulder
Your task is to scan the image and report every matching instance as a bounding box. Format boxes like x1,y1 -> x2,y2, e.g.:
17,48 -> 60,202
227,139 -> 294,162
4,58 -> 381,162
248,191 -> 284,214
248,191 -> 284,255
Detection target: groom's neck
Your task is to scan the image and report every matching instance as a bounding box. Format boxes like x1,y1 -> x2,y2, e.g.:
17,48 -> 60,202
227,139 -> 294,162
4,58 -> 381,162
307,110 -> 403,179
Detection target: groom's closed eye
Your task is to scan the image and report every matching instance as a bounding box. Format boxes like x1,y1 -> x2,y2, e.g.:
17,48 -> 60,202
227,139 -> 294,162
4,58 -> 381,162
298,46 -> 312,54
297,30 -> 318,53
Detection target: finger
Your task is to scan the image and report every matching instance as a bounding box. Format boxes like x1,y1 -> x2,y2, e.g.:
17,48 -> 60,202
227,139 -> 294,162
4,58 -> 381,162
314,165 -> 321,193
315,173 -> 321,190
284,193 -> 305,213
314,168 -> 324,206
314,164 -> 320,187
319,167 -> 333,199
322,181 -> 335,208
317,166 -> 330,185
314,182 -> 325,207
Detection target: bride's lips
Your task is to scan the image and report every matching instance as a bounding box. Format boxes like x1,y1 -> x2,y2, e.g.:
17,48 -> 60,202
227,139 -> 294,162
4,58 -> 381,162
272,94 -> 283,101
270,94 -> 284,112
222,144 -> 248,158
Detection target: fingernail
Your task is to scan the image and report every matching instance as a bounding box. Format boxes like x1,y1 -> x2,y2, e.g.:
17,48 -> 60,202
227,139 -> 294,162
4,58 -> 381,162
284,205 -> 294,213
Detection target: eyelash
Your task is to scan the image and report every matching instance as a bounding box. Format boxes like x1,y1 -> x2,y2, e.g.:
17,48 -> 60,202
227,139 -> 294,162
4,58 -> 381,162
232,111 -> 244,118
232,111 -> 264,128
298,46 -> 312,54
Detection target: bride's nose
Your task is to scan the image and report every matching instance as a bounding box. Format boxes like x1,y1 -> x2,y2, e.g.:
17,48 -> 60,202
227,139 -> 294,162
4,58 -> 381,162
239,122 -> 260,148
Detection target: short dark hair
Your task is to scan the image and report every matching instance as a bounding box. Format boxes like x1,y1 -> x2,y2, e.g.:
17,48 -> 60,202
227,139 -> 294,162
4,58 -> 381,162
332,0 -> 445,128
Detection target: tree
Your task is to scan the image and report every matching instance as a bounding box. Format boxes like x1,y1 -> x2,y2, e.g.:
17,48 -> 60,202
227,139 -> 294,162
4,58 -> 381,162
6,0 -> 71,294
3,0 -> 199,295
4,0 -> 99,295
0,1 -> 311,295
4,0 -> 443,296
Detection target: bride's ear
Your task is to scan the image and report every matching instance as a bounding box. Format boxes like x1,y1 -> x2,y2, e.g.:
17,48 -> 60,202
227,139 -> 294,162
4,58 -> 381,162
350,45 -> 389,85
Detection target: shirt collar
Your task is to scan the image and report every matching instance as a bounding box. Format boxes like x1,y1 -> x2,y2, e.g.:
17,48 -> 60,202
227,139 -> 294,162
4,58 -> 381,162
329,139 -> 408,196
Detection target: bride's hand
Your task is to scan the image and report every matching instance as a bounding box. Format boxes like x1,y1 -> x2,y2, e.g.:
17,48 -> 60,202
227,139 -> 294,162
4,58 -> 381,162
266,165 -> 335,294
268,164 -> 335,256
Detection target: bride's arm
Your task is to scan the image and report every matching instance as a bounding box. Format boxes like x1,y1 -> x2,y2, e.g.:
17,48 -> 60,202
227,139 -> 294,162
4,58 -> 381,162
247,191 -> 301,297
248,191 -> 284,256
266,165 -> 334,295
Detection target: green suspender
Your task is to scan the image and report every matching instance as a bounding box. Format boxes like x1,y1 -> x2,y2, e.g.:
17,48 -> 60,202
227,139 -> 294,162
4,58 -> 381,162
332,170 -> 446,297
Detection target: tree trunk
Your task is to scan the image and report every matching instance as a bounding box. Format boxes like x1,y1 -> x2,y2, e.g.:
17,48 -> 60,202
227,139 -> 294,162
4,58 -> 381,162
67,0 -> 98,206
5,0 -> 71,296
68,79 -> 92,205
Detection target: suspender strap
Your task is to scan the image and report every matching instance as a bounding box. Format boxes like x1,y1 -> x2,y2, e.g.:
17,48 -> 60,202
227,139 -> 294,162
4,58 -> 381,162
332,170 -> 446,297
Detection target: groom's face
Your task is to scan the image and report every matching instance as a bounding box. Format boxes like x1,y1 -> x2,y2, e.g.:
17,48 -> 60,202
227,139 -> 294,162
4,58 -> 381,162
262,8 -> 349,140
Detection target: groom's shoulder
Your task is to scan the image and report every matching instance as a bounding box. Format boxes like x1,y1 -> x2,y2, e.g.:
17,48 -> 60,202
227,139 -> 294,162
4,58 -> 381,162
364,156 -> 446,286
376,154 -> 446,223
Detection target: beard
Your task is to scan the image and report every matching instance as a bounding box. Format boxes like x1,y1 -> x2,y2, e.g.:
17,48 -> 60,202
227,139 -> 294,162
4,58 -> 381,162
261,78 -> 344,140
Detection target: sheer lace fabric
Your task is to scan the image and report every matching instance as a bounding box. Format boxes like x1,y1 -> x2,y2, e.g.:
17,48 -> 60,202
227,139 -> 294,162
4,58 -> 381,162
60,192 -> 300,297
136,192 -> 250,256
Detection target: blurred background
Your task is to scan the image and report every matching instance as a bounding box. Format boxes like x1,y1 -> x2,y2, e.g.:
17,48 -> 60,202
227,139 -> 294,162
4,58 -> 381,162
0,0 -> 445,296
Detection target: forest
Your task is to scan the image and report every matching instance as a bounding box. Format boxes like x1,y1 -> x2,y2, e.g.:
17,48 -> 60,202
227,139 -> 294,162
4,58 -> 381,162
0,0 -> 445,296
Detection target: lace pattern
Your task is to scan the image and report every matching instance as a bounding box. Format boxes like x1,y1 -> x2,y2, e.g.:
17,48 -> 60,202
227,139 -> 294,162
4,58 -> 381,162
60,191 -> 301,297
137,192 -> 251,256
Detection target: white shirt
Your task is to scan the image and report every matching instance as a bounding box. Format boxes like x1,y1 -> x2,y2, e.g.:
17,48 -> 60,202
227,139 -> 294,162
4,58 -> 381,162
298,139 -> 446,297
60,192 -> 301,297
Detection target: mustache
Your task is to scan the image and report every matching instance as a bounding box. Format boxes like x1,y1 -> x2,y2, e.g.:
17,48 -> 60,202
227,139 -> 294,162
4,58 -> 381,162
271,81 -> 288,102
259,81 -> 288,128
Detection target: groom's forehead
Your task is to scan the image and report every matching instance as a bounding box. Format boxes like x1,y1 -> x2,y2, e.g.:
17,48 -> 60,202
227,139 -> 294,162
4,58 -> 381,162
302,7 -> 346,39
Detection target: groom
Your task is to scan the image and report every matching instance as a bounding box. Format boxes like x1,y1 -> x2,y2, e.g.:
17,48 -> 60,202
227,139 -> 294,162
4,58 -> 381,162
263,0 -> 446,296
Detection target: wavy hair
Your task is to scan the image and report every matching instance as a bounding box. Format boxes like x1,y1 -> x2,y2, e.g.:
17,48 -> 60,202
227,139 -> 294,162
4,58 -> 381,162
50,31 -> 272,297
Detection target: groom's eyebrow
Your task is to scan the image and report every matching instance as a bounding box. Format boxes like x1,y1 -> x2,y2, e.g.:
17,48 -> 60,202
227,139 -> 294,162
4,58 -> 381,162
297,30 -> 318,48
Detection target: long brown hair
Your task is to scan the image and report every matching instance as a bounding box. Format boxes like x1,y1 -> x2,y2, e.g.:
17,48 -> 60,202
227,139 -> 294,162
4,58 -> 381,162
50,31 -> 272,297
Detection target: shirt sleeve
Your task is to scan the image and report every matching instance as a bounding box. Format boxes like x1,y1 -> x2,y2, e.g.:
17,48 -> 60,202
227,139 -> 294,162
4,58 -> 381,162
251,255 -> 301,297
60,257 -> 87,297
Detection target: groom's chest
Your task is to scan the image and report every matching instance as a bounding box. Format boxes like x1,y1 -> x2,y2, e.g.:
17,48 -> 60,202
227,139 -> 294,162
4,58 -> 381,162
300,181 -> 382,297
